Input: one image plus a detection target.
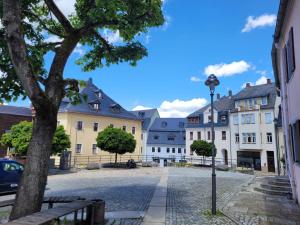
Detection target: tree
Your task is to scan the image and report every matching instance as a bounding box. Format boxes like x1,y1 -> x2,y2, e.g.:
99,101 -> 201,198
96,126 -> 136,165
190,140 -> 215,163
0,0 -> 164,219
1,122 -> 71,156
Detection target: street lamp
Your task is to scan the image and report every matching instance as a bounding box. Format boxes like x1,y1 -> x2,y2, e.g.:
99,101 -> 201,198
205,74 -> 219,215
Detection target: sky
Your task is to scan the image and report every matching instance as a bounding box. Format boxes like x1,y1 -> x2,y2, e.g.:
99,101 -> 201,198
9,0 -> 280,118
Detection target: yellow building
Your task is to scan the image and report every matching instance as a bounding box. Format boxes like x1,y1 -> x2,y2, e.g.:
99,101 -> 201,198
57,78 -> 142,165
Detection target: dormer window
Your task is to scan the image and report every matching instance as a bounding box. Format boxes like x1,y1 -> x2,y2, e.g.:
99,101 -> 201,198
261,97 -> 268,106
154,135 -> 159,140
138,112 -> 145,117
188,117 -> 199,124
221,115 -> 227,123
110,104 -> 121,113
93,103 -> 99,110
167,134 -> 176,141
161,121 -> 167,128
95,91 -> 102,99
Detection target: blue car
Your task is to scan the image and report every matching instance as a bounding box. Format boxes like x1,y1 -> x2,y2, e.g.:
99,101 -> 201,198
0,159 -> 24,195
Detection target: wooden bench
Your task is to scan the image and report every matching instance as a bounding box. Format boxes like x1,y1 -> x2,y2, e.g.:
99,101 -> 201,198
4,199 -> 105,225
0,196 -> 85,209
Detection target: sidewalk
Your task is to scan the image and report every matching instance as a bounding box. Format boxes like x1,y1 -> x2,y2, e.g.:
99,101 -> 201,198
224,177 -> 300,225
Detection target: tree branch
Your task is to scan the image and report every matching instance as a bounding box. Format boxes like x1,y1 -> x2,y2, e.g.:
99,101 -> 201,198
44,0 -> 74,33
3,0 -> 46,107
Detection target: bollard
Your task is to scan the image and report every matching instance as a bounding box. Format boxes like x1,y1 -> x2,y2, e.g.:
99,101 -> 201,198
92,199 -> 105,225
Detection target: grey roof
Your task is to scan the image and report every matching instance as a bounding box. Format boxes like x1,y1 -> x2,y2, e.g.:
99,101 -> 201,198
59,78 -> 140,121
147,118 -> 186,146
0,105 -> 32,117
188,96 -> 234,117
233,83 -> 277,109
131,109 -> 159,130
273,0 -> 289,42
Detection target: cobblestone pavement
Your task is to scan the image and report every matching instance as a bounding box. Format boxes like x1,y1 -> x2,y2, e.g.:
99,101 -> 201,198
224,177 -> 300,225
166,167 -> 252,225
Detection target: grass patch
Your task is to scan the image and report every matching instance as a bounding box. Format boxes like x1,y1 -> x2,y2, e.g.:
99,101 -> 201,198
202,209 -> 224,218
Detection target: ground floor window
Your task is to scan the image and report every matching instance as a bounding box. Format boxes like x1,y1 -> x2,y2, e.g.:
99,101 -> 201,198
172,148 -> 175,153
76,144 -> 82,153
237,151 -> 261,170
167,148 -> 170,153
178,148 -> 181,154
158,147 -> 161,153
92,144 -> 97,154
152,147 -> 155,153
290,121 -> 300,163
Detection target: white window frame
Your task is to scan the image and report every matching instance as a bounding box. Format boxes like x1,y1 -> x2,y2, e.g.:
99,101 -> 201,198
267,132 -> 273,143
265,112 -> 272,124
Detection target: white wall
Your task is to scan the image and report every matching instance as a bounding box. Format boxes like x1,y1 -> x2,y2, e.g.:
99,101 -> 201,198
146,145 -> 187,162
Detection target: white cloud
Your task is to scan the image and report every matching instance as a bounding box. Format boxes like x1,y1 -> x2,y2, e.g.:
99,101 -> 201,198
103,29 -> 123,44
241,76 -> 270,88
162,15 -> 172,30
44,35 -> 62,43
255,70 -> 267,76
242,14 -> 276,33
190,76 -> 202,82
132,105 -> 152,111
54,0 -> 76,17
73,43 -> 85,55
204,60 -> 251,77
145,34 -> 151,44
132,98 -> 208,118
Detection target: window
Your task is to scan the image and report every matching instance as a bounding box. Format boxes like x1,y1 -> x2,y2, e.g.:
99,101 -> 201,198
286,27 -> 296,81
208,115 -> 212,122
76,144 -> 82,153
242,133 -> 256,144
93,103 -> 99,110
189,132 -> 193,140
290,120 -> 300,162
184,148 -> 186,154
152,147 -> 155,153
141,133 -> 143,140
221,115 -> 226,123
265,112 -> 272,124
267,133 -> 273,143
161,121 -> 167,127
222,131 -> 226,140
241,114 -> 255,124
77,121 -> 83,130
233,115 -> 239,125
3,162 -> 24,172
154,135 -> 159,140
132,127 -> 135,135
197,131 -> 201,140
207,131 -> 211,140
93,123 -> 98,132
178,148 -> 181,154
172,148 -> 175,153
167,148 -> 170,153
235,101 -> 240,108
122,126 -> 126,131
92,144 -> 97,154
261,97 -> 268,106
168,134 -> 175,141
235,134 -> 240,143
158,147 -> 161,153
188,117 -> 199,124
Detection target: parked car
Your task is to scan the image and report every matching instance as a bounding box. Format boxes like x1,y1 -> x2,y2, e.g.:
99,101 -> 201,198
0,158 -> 24,195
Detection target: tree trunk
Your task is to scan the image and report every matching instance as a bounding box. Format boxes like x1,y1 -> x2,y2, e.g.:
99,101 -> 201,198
9,110 -> 57,221
115,153 -> 118,167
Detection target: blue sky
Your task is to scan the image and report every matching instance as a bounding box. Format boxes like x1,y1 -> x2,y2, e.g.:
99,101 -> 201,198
12,0 -> 279,117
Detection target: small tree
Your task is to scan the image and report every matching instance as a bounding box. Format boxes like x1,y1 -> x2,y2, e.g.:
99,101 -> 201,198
1,122 -> 70,156
96,126 -> 136,165
190,140 -> 215,163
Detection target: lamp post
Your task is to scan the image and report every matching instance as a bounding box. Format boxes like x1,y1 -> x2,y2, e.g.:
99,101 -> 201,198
205,74 -> 219,215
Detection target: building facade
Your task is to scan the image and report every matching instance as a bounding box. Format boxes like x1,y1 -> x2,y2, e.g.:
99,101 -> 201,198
186,82 -> 281,172
57,78 -> 142,161
146,118 -> 187,162
0,105 -> 32,157
186,93 -> 232,165
272,0 -> 300,202
131,109 -> 160,156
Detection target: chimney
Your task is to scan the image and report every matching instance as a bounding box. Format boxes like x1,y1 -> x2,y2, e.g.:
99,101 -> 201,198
267,78 -> 272,84
217,93 -> 220,100
228,90 -> 232,97
246,83 -> 251,88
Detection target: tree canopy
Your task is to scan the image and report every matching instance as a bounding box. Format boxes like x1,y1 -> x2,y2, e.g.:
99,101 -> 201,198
96,126 -> 136,164
190,140 -> 215,158
1,121 -> 71,156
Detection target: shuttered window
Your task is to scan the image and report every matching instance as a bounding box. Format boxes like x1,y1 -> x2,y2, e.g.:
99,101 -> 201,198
291,121 -> 300,163
286,27 -> 296,82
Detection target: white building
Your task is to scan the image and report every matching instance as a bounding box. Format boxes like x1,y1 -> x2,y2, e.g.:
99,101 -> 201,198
186,81 -> 281,172
131,109 -> 160,156
186,93 -> 232,165
272,0 -> 300,202
146,118 -> 187,162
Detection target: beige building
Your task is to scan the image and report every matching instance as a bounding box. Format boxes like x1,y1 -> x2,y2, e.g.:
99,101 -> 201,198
57,78 -> 142,165
272,0 -> 300,202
